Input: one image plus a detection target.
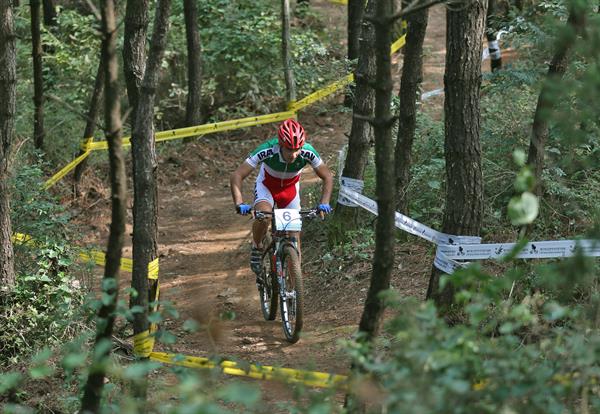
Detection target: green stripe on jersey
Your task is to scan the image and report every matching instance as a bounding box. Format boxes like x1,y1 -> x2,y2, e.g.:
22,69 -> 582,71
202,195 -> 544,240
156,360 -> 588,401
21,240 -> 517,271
248,138 -> 321,173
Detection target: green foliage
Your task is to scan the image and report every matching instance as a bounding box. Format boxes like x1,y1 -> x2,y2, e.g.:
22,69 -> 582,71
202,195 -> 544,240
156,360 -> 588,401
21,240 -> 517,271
10,158 -> 71,244
345,253 -> 600,413
507,150 -> 539,226
13,5 -> 99,164
165,0 -> 346,119
403,112 -> 446,227
0,243 -> 86,367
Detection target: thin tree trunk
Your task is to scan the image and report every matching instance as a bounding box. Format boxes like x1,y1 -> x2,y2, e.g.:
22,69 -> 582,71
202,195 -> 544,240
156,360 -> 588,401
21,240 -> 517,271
426,0 -> 487,311
31,0 -> 45,149
394,5 -> 428,214
527,4 -> 585,196
357,0 -> 396,341
80,0 -> 126,411
130,0 -> 172,405
0,0 -> 16,288
42,0 -> 57,27
123,0 -> 149,126
282,0 -> 296,107
73,56 -> 105,196
183,0 -> 202,127
344,0 -> 366,107
330,0 -> 376,244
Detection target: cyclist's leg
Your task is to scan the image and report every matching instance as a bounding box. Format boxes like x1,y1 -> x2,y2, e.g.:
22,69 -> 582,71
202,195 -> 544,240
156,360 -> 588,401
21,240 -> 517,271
253,179 -> 274,249
252,201 -> 272,248
251,181 -> 273,275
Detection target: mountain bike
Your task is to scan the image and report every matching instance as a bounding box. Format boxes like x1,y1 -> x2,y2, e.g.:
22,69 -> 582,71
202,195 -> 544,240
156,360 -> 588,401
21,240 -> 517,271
253,208 -> 319,343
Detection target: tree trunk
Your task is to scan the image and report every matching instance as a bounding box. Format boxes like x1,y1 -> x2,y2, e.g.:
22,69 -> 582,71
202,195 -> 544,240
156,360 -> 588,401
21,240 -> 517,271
394,5 -> 428,214
123,0 -> 149,126
183,0 -> 202,127
42,0 -> 57,27
281,0 -> 296,107
0,0 -> 16,288
329,0 -> 376,244
426,0 -> 487,310
357,0 -> 396,341
80,0 -> 126,411
31,0 -> 45,149
73,56 -> 105,196
130,0 -> 171,404
344,0 -> 366,107
527,4 -> 585,196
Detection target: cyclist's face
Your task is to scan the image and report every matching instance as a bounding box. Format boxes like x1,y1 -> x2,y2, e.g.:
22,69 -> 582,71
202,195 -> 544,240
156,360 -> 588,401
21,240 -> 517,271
281,146 -> 302,163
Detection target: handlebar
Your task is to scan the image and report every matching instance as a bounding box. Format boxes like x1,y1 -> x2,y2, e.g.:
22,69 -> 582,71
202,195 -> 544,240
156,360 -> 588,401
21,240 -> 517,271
253,208 -> 321,220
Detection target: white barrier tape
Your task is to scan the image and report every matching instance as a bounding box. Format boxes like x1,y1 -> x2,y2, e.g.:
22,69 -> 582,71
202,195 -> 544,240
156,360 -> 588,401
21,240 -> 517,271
421,88 -> 444,101
483,40 -> 502,61
438,239 -> 600,261
338,176 -> 365,207
488,40 -> 501,60
338,185 -> 600,273
339,186 -> 480,246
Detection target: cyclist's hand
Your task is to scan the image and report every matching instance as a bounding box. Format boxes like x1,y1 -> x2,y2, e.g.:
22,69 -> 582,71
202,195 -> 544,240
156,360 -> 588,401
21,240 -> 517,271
317,203 -> 333,215
236,203 -> 252,215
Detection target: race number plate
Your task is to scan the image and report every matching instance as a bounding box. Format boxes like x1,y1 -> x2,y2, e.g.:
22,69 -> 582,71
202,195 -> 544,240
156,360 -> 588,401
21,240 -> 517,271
274,209 -> 302,232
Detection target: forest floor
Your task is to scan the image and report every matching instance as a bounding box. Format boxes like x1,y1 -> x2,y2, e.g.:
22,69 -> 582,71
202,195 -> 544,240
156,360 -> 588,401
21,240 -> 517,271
68,0 -> 505,408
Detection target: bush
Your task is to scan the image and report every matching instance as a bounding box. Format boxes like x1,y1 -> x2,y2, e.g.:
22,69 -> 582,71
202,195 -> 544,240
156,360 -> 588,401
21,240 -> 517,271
345,256 -> 600,413
0,243 -> 86,367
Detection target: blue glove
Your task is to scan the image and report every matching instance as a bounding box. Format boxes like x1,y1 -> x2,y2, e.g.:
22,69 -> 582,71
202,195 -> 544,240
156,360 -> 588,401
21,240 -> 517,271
236,203 -> 252,215
317,203 -> 333,214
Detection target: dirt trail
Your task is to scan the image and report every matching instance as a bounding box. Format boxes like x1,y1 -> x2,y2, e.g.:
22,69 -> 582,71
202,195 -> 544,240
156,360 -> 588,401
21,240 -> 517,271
78,1 -> 450,390
154,112 -> 356,375
149,4 -> 449,377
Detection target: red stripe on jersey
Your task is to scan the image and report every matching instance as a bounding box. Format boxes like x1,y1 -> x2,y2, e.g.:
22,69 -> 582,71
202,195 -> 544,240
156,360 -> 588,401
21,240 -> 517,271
263,171 -> 300,208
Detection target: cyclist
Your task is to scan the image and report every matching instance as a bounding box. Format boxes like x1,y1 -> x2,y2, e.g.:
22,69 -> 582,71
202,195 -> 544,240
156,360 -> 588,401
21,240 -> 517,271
230,118 -> 334,275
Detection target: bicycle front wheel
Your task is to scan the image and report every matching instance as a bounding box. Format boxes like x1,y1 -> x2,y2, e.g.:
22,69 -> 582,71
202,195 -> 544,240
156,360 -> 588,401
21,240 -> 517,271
279,245 -> 304,343
258,234 -> 278,321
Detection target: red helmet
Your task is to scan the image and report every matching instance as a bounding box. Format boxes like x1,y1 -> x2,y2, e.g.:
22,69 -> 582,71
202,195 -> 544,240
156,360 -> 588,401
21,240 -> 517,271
278,119 -> 306,150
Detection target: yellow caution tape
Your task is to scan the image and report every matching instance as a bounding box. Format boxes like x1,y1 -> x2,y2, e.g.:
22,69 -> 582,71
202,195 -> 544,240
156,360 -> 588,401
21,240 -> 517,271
78,250 -> 134,272
288,32 -> 406,112
148,258 -> 159,280
133,330 -> 156,358
329,0 -> 348,4
289,74 -> 354,112
391,33 -> 407,54
148,351 -> 349,389
43,149 -> 92,189
472,379 -> 489,391
86,111 -> 297,151
78,250 -> 159,278
44,31 -> 406,188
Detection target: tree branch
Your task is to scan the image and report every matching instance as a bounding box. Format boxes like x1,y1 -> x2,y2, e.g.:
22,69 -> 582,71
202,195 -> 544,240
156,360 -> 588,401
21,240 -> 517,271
84,0 -> 101,22
391,0 -> 457,21
46,94 -> 107,133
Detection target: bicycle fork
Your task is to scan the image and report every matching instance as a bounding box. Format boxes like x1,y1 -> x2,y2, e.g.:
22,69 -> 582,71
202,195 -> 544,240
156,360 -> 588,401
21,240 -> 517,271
276,240 -> 298,306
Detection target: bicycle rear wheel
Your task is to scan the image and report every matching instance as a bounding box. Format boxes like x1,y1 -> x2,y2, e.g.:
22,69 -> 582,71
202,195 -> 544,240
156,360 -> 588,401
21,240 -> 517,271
258,234 -> 278,321
279,244 -> 304,343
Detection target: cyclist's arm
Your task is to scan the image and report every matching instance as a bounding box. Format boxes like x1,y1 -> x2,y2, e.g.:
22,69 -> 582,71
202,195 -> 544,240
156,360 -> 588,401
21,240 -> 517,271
313,163 -> 333,204
230,161 -> 255,206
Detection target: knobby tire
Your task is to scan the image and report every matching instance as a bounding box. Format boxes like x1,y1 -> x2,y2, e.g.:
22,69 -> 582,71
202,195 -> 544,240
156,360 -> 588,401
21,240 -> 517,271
259,234 -> 278,321
280,244 -> 304,343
